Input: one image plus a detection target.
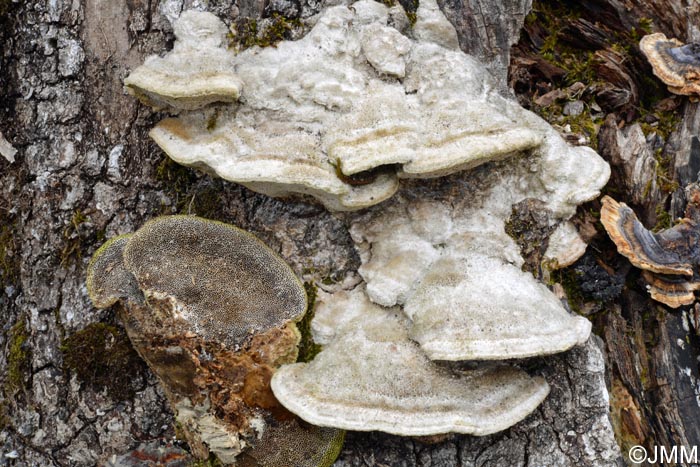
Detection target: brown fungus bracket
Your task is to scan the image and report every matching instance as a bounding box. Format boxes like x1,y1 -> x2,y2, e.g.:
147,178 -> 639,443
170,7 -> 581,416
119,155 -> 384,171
86,216 -> 344,467
601,185 -> 700,307
640,33 -> 700,98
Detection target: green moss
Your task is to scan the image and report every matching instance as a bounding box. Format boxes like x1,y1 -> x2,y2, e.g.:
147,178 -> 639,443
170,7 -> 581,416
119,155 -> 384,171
629,17 -> 653,42
563,109 -> 601,149
640,109 -> 681,140
60,209 -> 89,267
260,15 -> 301,47
5,318 -> 30,396
0,221 -> 17,284
231,14 -> 302,50
237,18 -> 259,49
191,455 -> 225,467
156,156 -> 197,196
525,3 -> 590,82
155,156 -> 224,217
652,205 -> 672,232
399,0 -> 419,26
406,11 -> 417,26
60,323 -> 145,401
651,148 -> 680,194
532,101 -> 601,150
296,282 -> 322,363
188,187 -> 222,218
551,268 -> 584,314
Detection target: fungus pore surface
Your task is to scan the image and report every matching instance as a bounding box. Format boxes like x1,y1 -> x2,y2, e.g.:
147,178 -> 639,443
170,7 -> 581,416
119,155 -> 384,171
86,216 -> 343,466
122,216 -> 307,347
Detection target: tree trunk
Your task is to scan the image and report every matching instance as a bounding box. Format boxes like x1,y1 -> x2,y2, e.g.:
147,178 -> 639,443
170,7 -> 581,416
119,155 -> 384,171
1,0 -> 695,466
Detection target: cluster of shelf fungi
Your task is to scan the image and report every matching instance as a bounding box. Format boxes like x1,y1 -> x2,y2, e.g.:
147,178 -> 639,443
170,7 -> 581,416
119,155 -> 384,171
84,0 -> 700,465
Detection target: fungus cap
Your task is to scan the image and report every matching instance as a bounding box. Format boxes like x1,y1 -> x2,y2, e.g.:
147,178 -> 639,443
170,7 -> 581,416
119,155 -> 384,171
642,270 -> 700,308
600,195 -> 694,276
124,10 -> 243,110
543,221 -> 588,270
405,253 -> 592,360
149,115 -> 401,212
271,288 -> 550,436
121,216 -> 307,347
86,234 -> 142,308
601,193 -> 700,306
640,33 -> 700,97
351,182 -> 599,361
137,0 -> 548,211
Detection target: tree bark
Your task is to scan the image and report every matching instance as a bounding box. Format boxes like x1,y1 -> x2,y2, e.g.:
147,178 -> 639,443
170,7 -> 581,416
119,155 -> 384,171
3,0 -> 694,466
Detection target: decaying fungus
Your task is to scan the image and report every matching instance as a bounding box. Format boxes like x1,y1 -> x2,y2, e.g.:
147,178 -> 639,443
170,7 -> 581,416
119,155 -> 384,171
126,0 -> 567,210
600,196 -> 694,276
642,270 -> 700,308
640,33 -> 700,98
87,216 -> 343,466
271,287 -> 550,436
601,186 -> 700,307
124,10 -> 243,110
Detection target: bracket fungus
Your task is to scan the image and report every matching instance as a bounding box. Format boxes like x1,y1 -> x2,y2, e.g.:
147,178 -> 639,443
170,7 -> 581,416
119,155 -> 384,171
126,0 -> 565,211
348,143 -> 605,361
271,287 -> 550,436
114,0 -> 613,445
86,216 -> 344,466
640,33 -> 700,99
601,188 -> 700,308
270,89 -> 608,429
124,10 -> 243,110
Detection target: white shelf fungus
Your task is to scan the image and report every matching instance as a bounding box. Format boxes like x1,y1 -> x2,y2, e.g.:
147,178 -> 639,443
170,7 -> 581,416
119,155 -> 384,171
124,10 -> 243,110
271,287 -> 550,436
350,127 -> 605,360
128,0 -> 556,210
543,221 -> 588,270
86,216 -> 343,467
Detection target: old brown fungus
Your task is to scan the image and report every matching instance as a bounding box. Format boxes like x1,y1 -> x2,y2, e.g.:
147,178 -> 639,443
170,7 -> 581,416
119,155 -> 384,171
86,216 -> 344,466
601,186 -> 700,307
640,33 -> 700,98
